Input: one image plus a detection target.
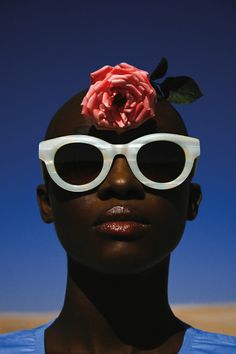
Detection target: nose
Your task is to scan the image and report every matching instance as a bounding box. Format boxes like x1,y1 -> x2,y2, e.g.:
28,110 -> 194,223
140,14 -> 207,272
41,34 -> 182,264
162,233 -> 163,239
97,156 -> 145,200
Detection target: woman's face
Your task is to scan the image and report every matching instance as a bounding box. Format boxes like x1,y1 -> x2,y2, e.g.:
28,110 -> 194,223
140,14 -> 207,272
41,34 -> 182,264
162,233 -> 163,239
40,99 -> 192,274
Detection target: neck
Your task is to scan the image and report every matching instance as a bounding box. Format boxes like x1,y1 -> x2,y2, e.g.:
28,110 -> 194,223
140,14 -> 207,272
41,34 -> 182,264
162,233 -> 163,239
50,256 -> 185,350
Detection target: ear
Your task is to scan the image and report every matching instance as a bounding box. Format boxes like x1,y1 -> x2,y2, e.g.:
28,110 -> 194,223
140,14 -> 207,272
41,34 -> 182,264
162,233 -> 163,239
187,183 -> 202,221
36,184 -> 53,223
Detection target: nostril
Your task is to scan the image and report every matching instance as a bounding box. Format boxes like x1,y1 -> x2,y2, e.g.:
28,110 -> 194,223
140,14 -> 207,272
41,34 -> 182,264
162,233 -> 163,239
97,157 -> 145,200
98,181 -> 145,201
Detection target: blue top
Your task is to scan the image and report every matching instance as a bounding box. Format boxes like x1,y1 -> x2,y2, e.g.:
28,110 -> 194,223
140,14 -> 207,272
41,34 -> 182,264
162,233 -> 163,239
0,322 -> 236,353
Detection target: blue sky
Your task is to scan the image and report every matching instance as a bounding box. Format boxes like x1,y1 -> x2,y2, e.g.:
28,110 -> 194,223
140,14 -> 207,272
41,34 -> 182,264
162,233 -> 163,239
0,1 -> 236,312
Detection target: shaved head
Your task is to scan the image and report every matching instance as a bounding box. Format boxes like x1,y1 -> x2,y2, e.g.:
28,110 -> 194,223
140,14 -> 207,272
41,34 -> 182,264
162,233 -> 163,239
44,89 -> 188,141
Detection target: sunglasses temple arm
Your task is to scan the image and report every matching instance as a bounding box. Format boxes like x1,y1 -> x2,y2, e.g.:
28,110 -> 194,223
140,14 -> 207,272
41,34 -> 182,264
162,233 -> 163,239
39,161 -> 48,183
190,158 -> 200,179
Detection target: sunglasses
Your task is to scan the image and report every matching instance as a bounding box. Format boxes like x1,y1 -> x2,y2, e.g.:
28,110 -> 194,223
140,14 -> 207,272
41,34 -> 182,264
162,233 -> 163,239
39,133 -> 200,192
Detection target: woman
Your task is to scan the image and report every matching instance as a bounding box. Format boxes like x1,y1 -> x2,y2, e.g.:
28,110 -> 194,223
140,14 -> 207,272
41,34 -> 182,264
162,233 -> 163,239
1,62 -> 235,353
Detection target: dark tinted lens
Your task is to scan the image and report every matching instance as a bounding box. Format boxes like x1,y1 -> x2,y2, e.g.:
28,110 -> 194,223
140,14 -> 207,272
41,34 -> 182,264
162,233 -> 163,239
137,141 -> 185,183
55,143 -> 103,185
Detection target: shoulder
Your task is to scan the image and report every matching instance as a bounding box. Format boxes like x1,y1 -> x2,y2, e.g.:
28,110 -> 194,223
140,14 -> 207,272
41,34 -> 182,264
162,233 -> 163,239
0,322 -> 51,354
179,327 -> 236,353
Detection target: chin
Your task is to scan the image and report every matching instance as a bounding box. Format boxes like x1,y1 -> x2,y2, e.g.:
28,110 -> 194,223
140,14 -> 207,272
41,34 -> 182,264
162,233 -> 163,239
81,251 -> 169,275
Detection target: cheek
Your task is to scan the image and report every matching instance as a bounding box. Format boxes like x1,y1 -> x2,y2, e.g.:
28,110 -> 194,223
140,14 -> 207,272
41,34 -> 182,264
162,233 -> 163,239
51,193 -> 95,259
49,191 -> 128,273
144,190 -> 188,263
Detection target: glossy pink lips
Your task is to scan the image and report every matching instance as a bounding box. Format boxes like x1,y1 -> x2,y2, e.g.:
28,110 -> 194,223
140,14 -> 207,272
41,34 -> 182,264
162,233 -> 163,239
96,221 -> 148,236
94,206 -> 150,239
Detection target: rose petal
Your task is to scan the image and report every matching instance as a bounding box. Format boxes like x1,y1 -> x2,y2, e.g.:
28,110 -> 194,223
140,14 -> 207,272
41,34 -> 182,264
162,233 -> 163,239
126,84 -> 142,98
117,63 -> 136,71
87,92 -> 98,111
81,105 -> 89,116
92,109 -> 104,120
125,100 -> 136,110
90,65 -> 113,83
111,67 -> 126,73
143,95 -> 149,109
116,114 -> 126,127
133,71 -> 148,83
99,103 -> 107,112
135,105 -> 151,123
93,80 -> 110,93
109,78 -> 127,86
102,91 -> 112,108
140,81 -> 155,95
81,95 -> 87,106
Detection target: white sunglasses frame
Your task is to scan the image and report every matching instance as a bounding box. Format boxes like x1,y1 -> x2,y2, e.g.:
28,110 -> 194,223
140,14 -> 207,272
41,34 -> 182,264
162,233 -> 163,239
39,133 -> 200,192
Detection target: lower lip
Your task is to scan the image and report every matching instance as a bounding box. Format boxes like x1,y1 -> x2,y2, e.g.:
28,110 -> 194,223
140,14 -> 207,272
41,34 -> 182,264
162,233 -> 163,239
94,221 -> 150,238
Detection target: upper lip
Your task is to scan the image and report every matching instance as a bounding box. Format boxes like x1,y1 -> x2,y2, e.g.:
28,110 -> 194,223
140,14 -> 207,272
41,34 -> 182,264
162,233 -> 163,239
93,205 -> 150,226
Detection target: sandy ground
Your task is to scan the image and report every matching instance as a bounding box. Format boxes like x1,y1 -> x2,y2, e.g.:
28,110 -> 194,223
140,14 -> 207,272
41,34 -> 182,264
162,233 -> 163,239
0,304 -> 235,336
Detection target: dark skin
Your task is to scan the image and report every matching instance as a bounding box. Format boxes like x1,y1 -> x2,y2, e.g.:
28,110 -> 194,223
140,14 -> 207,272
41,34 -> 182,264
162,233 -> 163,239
37,92 -> 202,353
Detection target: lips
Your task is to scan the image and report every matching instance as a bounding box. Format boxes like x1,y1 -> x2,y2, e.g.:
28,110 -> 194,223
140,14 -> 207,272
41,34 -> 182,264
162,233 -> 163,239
93,206 -> 150,239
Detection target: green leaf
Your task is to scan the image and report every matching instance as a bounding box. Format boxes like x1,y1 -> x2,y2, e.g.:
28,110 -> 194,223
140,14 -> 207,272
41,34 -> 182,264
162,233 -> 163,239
150,58 -> 168,81
150,81 -> 164,99
160,76 -> 203,104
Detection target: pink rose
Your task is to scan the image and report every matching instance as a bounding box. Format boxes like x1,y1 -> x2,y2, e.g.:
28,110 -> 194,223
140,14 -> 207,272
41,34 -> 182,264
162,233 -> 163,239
81,63 -> 157,131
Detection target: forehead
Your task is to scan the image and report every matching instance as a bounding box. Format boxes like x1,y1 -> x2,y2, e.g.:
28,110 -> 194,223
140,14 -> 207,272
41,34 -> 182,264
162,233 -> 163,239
45,91 -> 188,143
